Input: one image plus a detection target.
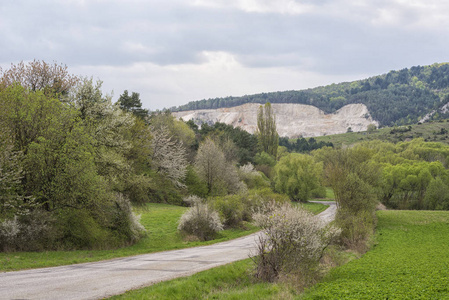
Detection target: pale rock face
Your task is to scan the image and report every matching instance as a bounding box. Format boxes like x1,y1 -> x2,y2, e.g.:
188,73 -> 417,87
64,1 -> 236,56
173,103 -> 378,138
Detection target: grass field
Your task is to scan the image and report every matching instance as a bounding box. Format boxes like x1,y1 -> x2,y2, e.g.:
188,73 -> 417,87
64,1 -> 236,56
0,203 -> 258,272
110,210 -> 449,299
314,119 -> 449,147
302,210 -> 449,299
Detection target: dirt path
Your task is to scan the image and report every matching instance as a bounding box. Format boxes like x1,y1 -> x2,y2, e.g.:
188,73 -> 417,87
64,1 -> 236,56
0,202 -> 336,300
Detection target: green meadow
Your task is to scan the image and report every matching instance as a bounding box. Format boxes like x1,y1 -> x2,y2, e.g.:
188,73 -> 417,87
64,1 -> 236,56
111,210 -> 449,299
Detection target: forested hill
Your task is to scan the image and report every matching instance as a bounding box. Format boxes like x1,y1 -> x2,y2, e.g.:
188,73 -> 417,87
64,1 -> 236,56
172,63 -> 449,127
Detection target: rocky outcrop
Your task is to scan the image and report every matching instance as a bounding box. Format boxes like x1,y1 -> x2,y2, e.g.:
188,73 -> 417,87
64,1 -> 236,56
173,103 -> 378,138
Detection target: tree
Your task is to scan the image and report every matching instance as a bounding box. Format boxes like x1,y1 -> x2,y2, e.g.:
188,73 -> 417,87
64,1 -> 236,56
367,124 -> 377,134
256,102 -> 279,158
316,146 -> 380,211
150,126 -> 188,188
273,153 -> 322,202
117,90 -> 148,121
0,68 -> 146,250
1,60 -> 79,97
194,138 -> 241,195
0,131 -> 27,219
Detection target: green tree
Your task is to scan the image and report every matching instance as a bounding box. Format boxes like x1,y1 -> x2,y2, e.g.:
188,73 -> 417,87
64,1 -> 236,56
273,153 -> 322,202
256,102 -> 279,158
367,124 -> 377,134
117,90 -> 148,121
194,138 -> 241,195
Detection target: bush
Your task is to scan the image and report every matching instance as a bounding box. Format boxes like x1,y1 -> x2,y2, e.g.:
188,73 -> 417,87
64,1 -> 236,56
184,165 -> 208,198
0,210 -> 58,252
335,209 -> 376,253
109,193 -> 146,245
178,202 -> 223,241
238,163 -> 271,189
211,195 -> 245,228
182,195 -> 203,207
252,203 -> 340,283
310,186 -> 327,198
58,209 -> 114,250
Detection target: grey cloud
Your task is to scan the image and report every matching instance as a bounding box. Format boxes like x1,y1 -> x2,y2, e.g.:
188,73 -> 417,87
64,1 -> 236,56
1,0 -> 449,110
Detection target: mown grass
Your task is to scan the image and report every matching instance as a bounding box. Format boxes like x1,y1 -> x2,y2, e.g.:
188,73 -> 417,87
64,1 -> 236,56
301,210 -> 449,299
0,203 -> 258,272
111,210 -> 449,299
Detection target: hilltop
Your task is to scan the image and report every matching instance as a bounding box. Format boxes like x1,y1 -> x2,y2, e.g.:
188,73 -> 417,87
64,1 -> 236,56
172,63 -> 449,128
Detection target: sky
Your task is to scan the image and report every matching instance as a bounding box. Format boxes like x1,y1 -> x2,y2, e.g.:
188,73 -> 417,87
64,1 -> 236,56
1,0 -> 449,110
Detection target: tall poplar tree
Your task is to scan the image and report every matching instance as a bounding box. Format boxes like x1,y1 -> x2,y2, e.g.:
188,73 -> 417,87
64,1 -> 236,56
256,102 -> 279,158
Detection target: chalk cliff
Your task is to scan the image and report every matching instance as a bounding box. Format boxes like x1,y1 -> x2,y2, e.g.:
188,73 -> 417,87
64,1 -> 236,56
173,103 -> 378,138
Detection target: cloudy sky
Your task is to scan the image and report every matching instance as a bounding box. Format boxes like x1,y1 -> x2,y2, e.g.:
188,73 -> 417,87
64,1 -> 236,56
1,0 -> 449,110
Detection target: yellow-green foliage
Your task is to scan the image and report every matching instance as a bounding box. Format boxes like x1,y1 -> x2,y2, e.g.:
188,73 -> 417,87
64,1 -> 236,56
273,153 -> 323,202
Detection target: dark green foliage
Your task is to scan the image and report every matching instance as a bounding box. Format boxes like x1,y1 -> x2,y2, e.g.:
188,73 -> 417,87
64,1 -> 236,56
173,63 -> 449,127
279,136 -> 333,153
196,122 -> 259,165
117,90 -> 149,121
184,165 -> 208,198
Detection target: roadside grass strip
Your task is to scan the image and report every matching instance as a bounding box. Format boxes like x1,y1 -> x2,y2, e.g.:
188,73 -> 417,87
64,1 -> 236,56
108,259 -> 287,300
297,202 -> 330,215
301,210 -> 449,299
0,203 -> 258,272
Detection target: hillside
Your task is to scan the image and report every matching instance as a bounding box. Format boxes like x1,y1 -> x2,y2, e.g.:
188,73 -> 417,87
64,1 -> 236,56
314,119 -> 449,147
172,63 -> 449,127
173,103 -> 378,138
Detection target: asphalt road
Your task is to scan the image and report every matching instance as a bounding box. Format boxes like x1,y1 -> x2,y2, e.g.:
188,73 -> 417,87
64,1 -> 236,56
0,202 -> 336,300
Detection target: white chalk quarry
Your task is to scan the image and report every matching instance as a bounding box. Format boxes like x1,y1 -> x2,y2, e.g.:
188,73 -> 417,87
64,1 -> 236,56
173,103 -> 378,138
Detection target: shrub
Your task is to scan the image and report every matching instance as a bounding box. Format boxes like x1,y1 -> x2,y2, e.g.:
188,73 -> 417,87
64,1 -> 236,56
238,163 -> 271,189
178,202 -> 223,241
211,195 -> 245,228
184,165 -> 208,198
335,209 -> 376,253
252,203 -> 340,283
182,195 -> 203,207
58,209 -> 113,250
109,193 -> 146,245
0,210 -> 58,252
310,186 -> 327,198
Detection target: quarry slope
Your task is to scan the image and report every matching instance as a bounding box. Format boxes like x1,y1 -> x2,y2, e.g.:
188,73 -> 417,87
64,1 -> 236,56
173,103 -> 378,138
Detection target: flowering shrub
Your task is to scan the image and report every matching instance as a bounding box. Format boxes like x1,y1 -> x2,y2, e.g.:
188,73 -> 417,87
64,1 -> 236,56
178,202 -> 223,241
252,203 -> 340,283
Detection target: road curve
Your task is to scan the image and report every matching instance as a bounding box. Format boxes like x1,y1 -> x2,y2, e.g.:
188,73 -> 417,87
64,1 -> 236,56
0,202 -> 336,300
